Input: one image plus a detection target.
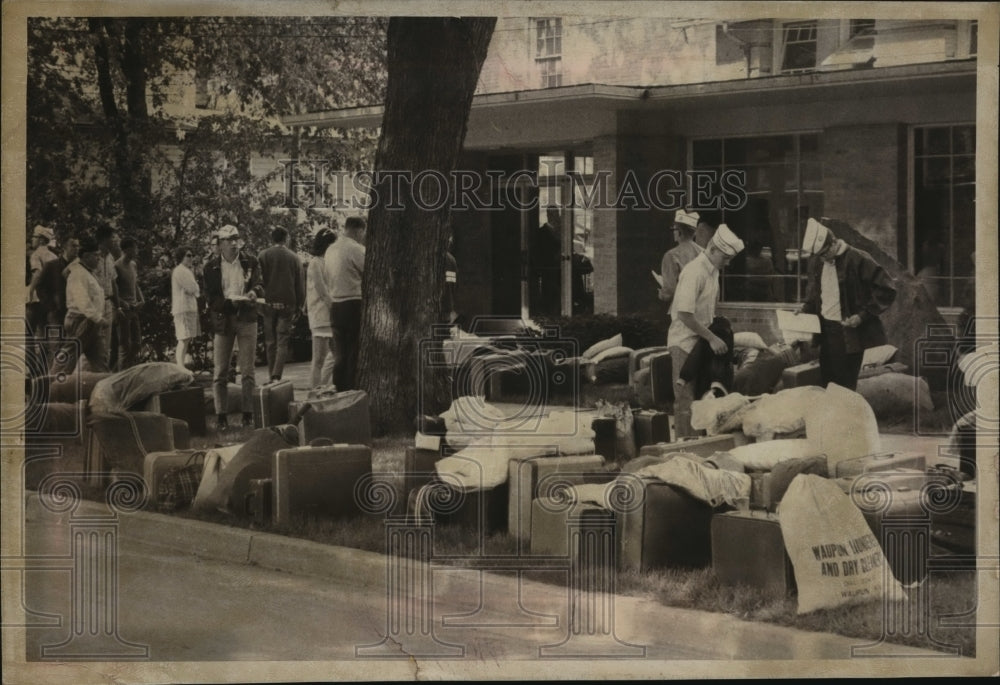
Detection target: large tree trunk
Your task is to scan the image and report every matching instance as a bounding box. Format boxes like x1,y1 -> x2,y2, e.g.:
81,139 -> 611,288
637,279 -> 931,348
358,17 -> 496,435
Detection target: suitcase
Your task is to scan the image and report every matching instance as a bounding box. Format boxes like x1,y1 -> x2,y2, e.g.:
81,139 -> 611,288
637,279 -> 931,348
591,416 -> 618,461
858,362 -> 909,380
781,361 -> 822,389
929,477 -> 975,556
204,383 -> 244,415
425,482 -> 509,534
507,454 -> 607,541
834,451 -> 927,478
245,478 -> 273,525
632,409 -> 671,450
617,479 -> 716,571
711,510 -> 795,595
85,411 -> 177,482
403,446 -> 445,515
252,379 -> 295,428
140,386 -> 207,435
289,390 -> 371,446
170,418 -> 191,450
417,415 -> 446,436
749,454 -> 828,512
836,468 -> 958,584
142,449 -> 203,508
638,433 -> 738,460
530,496 -> 615,557
272,444 -> 373,525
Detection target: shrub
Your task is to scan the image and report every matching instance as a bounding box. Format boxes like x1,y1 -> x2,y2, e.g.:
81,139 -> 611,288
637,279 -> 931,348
533,313 -> 668,352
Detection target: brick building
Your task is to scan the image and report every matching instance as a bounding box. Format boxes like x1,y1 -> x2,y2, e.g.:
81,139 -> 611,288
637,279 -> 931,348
285,17 -> 980,334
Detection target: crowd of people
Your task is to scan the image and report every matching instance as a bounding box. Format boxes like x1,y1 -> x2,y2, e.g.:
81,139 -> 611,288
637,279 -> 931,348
26,216 -> 375,433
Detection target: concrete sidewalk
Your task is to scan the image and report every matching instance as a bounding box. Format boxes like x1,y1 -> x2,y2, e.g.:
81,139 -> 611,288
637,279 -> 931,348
21,493 -> 948,663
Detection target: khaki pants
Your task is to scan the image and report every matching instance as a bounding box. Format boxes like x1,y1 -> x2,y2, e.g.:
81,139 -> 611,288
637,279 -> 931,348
668,345 -> 695,438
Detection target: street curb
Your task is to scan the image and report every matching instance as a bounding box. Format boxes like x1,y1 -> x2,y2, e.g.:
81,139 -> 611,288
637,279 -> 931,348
24,492 -> 947,660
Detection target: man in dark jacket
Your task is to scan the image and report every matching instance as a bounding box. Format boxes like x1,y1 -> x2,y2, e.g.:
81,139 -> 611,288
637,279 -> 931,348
203,224 -> 264,431
257,227 -> 305,382
800,218 -> 897,390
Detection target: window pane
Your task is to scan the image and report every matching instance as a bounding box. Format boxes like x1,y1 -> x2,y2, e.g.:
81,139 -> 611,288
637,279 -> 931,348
917,127 -> 951,155
953,126 -> 975,154
692,139 -> 722,166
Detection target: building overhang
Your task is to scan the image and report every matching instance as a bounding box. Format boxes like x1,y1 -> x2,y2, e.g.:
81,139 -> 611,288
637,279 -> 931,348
281,59 -> 976,135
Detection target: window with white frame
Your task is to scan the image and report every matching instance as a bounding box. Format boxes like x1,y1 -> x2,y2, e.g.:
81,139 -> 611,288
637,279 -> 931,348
912,124 -> 976,308
780,20 -> 819,73
535,18 -> 563,87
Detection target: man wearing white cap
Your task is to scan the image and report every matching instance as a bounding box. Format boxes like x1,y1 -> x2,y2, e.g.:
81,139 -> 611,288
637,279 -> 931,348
658,209 -> 704,323
27,225 -> 58,335
667,223 -> 744,437
799,218 -> 896,390
204,223 -> 265,431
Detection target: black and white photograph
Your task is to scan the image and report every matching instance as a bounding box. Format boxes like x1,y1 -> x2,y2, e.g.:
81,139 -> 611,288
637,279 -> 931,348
2,1 -> 997,681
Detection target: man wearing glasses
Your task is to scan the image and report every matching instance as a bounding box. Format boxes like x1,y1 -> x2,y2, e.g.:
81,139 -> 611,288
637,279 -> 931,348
203,224 -> 264,431
799,218 -> 896,390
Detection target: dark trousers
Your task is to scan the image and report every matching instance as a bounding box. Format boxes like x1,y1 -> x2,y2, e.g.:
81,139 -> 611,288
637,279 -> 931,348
262,309 -> 293,380
330,299 -> 361,391
818,319 -> 863,391
117,309 -> 142,370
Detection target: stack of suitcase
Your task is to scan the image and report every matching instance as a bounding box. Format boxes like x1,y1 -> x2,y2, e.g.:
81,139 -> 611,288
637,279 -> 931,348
507,453 -> 608,541
253,379 -> 295,428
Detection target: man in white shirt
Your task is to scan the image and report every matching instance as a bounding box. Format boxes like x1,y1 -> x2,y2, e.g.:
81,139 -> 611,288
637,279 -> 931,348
93,224 -> 119,370
667,223 -> 744,438
323,216 -> 366,390
50,236 -> 109,375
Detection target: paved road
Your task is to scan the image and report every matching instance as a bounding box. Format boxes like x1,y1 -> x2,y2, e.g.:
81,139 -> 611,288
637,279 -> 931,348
19,513 -> 712,663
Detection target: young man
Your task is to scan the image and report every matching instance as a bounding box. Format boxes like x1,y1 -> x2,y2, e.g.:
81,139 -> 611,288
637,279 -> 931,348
667,223 -> 744,438
203,224 -> 264,431
50,236 -> 109,375
257,226 -> 305,382
799,218 -> 896,390
27,225 -> 59,336
35,235 -> 80,329
115,236 -> 145,369
93,224 -> 119,370
658,209 -> 704,322
323,216 -> 366,391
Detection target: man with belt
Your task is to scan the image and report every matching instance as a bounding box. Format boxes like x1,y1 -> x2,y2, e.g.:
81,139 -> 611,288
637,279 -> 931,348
257,226 -> 305,382
667,223 -> 744,438
50,236 -> 109,375
204,224 -> 264,431
799,218 -> 896,390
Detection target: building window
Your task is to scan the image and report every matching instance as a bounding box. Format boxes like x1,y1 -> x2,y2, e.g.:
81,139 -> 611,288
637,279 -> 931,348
849,19 -> 876,38
780,21 -> 818,73
535,18 -> 563,87
912,124 -> 976,308
692,133 -> 823,303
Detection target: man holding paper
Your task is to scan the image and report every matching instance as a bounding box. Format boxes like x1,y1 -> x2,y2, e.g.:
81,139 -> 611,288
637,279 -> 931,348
799,218 -> 896,390
668,223 -> 744,437
658,209 -> 704,322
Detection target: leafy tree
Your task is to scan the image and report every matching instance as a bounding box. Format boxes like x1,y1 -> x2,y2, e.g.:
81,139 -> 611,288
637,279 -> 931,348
358,17 -> 496,434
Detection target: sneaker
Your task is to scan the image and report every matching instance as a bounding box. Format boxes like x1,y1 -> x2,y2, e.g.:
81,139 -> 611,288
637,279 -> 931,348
241,412 -> 254,428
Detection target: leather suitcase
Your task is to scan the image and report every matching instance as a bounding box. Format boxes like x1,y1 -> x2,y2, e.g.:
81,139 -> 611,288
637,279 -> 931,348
142,449 -> 203,507
429,482 -> 509,534
834,451 -> 926,478
749,454 -> 829,512
632,409 -> 670,450
638,433 -> 737,460
245,478 -> 273,525
403,446 -> 445,515
836,468 -> 958,584
289,389 -> 372,446
252,379 -> 295,428
591,416 -> 618,461
272,444 -> 373,525
711,510 -> 795,595
780,361 -> 822,389
530,496 -> 615,557
140,386 -> 207,435
170,418 -> 191,450
617,479 -> 716,571
648,350 -> 674,407
507,453 -> 607,541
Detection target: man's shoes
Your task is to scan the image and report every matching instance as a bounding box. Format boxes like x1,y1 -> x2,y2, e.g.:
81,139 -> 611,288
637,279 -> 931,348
242,412 -> 254,428
269,375 -> 281,384
216,414 -> 229,433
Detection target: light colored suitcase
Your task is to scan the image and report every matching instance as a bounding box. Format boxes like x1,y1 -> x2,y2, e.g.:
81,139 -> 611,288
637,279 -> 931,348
507,453 -> 607,541
289,390 -> 372,446
252,379 -> 295,428
834,452 -> 927,478
142,449 -> 203,508
638,433 -> 738,460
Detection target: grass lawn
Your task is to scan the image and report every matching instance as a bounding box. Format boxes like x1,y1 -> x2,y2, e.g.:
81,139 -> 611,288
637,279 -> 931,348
23,393 -> 977,658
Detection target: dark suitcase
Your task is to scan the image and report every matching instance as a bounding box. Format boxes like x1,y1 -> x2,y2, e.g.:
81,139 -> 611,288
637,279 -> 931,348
618,479 -> 715,571
638,433 -> 737,460
780,361 -> 822,389
423,482 -> 508,534
140,386 -> 206,436
834,451 -> 926,478
204,383 -> 244,415
245,478 -> 273,525
591,416 -> 618,462
749,454 -> 828,512
530,496 -> 615,557
836,468 -> 959,584
170,418 -> 191,450
403,446 -> 445,515
929,477 -> 975,556
289,389 -> 372,446
272,444 -> 373,525
142,449 -> 203,507
85,411 -> 178,481
632,409 -> 670,450
507,453 -> 607,541
417,415 -> 446,436
252,379 -> 295,428
711,510 -> 795,595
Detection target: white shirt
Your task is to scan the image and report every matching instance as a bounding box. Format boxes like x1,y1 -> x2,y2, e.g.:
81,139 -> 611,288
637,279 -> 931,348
65,261 -> 106,323
323,235 -> 365,301
667,252 -> 720,353
220,254 -> 245,299
820,240 -> 848,321
306,255 -> 332,332
171,263 -> 200,314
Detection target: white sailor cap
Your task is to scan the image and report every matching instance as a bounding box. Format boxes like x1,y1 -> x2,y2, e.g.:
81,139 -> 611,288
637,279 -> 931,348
710,223 -> 744,256
673,209 -> 700,229
801,218 -> 833,255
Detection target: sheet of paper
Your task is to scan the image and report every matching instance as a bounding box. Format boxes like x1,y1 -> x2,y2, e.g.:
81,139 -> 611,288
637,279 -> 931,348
776,309 -> 821,334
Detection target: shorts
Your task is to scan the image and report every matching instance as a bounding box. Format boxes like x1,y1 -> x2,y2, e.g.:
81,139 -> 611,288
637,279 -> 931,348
174,311 -> 201,341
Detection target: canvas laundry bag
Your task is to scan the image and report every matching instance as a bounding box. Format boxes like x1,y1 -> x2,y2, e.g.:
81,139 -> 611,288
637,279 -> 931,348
690,392 -> 750,435
804,383 -> 881,471
779,474 -> 903,614
741,386 -> 825,440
